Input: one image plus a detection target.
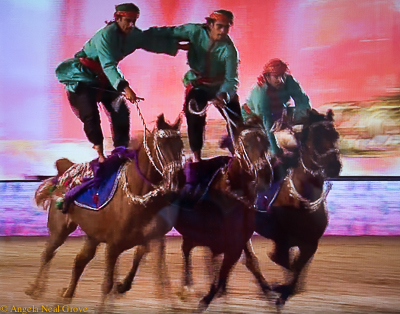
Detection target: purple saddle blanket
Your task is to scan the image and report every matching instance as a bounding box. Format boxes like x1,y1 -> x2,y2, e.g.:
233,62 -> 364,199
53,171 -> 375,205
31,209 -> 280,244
62,147 -> 138,213
73,166 -> 122,210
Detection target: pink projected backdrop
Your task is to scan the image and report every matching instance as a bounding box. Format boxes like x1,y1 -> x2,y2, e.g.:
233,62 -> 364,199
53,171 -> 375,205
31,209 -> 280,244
0,0 -> 400,179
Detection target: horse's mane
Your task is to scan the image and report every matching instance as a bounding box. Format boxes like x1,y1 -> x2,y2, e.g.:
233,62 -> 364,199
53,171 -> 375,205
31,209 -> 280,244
237,115 -> 264,135
299,109 -> 337,145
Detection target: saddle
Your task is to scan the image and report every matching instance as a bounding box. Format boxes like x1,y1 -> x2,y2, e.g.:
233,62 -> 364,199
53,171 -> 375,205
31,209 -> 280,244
180,156 -> 232,208
57,148 -> 138,213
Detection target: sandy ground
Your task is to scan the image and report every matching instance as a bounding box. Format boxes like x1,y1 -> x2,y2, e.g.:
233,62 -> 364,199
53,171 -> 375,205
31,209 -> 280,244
0,236 -> 399,314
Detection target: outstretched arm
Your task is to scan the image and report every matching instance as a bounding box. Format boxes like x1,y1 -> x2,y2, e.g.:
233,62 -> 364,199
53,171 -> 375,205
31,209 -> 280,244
138,24 -> 199,56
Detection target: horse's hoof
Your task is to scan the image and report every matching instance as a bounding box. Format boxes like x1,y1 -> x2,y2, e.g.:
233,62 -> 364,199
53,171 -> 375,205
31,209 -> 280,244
195,299 -> 209,313
94,304 -> 104,314
59,288 -> 73,303
276,296 -> 286,310
176,285 -> 193,301
264,290 -> 279,307
25,284 -> 42,300
115,282 -> 130,294
25,284 -> 35,296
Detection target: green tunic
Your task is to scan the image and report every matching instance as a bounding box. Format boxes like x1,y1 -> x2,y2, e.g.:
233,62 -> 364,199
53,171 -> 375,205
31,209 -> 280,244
147,23 -> 239,100
56,22 -> 179,92
241,75 -> 311,155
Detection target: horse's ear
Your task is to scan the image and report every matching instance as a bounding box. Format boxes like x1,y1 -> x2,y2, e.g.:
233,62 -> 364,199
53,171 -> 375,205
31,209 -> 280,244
308,108 -> 325,125
172,114 -> 182,131
326,109 -> 334,122
156,113 -> 166,129
158,113 -> 165,123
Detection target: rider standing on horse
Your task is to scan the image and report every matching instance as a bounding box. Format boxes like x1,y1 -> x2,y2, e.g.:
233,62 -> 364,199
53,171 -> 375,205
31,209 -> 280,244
147,10 -> 243,163
55,3 -> 179,162
241,59 -> 311,158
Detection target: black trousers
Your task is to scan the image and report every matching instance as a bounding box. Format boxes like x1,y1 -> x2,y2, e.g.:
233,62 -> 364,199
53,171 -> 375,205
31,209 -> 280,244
67,83 -> 130,148
184,87 -> 243,153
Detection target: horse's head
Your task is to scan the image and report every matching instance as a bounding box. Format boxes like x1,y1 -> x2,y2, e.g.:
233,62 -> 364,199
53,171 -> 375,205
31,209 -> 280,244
299,109 -> 342,178
146,114 -> 184,191
234,115 -> 273,191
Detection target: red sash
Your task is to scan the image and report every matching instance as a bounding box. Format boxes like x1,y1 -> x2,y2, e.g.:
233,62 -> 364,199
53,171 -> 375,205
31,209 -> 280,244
79,58 -> 109,86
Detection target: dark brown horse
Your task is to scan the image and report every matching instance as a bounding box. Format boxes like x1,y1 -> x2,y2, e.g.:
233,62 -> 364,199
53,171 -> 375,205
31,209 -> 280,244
26,114 -> 184,309
115,116 -> 274,312
243,109 -> 342,309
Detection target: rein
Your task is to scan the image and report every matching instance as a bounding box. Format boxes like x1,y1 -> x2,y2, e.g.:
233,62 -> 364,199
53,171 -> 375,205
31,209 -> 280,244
188,99 -> 238,151
120,162 -> 166,205
120,99 -> 183,204
284,120 -> 337,212
122,128 -> 182,204
211,127 -> 273,207
234,128 -> 273,185
299,120 -> 339,177
285,169 -> 332,213
132,144 -> 158,188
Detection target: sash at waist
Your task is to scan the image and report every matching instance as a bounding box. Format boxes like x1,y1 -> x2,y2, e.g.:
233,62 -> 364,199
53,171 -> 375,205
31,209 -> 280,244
189,70 -> 225,87
79,58 -> 108,85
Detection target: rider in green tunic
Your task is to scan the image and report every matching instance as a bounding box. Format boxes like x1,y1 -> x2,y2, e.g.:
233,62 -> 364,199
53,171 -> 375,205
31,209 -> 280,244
56,3 -> 179,162
241,59 -> 311,157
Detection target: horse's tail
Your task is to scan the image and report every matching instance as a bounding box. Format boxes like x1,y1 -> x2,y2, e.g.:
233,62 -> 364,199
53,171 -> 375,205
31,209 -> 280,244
34,178 -> 56,210
34,158 -> 74,211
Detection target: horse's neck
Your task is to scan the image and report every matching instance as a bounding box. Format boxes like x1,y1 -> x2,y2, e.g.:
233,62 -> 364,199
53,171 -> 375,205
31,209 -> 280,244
226,158 -> 255,199
290,166 -> 324,199
125,145 -> 160,195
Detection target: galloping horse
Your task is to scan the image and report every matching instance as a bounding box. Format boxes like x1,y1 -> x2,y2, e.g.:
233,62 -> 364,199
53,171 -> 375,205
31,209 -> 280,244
116,116 -> 274,312
26,114 -> 184,309
243,108 -> 342,308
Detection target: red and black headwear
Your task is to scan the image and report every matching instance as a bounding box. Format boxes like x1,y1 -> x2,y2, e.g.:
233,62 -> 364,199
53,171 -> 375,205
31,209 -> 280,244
257,59 -> 290,86
205,10 -> 234,25
114,3 -> 140,20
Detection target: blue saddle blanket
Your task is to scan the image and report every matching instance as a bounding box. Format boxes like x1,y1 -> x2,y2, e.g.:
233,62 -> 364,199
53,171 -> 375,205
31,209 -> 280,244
73,166 -> 122,210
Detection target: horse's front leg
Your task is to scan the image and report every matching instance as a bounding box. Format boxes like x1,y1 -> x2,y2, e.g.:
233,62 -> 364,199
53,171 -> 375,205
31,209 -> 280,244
116,244 -> 149,294
197,250 -> 241,313
243,239 -> 272,296
26,211 -> 77,299
177,237 -> 195,300
97,244 -> 122,313
61,237 -> 99,301
274,242 -> 317,308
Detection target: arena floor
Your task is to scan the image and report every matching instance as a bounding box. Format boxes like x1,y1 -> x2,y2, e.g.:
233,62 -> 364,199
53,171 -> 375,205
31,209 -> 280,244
1,236 -> 399,314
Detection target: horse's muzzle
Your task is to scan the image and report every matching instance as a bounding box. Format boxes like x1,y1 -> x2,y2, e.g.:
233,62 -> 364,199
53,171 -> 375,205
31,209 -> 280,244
164,164 -> 184,192
324,155 -> 342,178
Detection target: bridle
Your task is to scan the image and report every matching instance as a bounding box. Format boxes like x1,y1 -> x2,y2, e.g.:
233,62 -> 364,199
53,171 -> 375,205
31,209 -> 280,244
299,120 -> 339,178
120,98 -> 183,203
145,128 -> 183,178
121,128 -> 183,205
285,120 -> 339,212
234,127 -> 273,185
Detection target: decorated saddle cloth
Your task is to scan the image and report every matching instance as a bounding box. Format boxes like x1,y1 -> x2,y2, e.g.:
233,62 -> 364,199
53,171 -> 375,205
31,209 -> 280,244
57,148 -> 138,212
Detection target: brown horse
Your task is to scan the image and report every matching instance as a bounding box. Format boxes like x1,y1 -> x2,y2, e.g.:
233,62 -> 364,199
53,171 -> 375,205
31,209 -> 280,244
115,116 -> 274,312
243,109 -> 342,309
25,114 -> 184,309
